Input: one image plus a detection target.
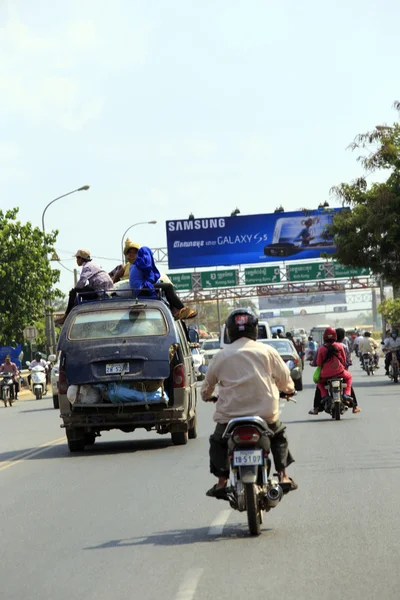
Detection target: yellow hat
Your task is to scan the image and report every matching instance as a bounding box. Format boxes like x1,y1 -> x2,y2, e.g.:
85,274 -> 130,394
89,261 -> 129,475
123,238 -> 140,256
73,249 -> 91,260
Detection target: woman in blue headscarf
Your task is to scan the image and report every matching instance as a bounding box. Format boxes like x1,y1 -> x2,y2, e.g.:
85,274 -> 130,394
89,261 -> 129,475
130,246 -> 197,320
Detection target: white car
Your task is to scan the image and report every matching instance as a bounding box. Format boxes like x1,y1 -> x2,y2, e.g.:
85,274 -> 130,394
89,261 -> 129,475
191,347 -> 206,381
51,360 -> 60,409
200,339 -> 221,363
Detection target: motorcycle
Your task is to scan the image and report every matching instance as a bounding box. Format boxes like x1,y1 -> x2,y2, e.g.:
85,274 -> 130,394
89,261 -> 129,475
320,378 -> 353,420
29,365 -> 47,399
362,352 -> 376,376
0,372 -> 14,407
386,348 -> 400,383
217,392 -> 297,536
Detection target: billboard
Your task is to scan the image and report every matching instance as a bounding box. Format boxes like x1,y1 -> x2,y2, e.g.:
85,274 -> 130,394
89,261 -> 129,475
259,291 -> 347,310
166,209 -> 342,269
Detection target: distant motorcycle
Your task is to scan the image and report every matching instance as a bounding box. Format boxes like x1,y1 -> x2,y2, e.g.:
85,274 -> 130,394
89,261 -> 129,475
0,372 -> 14,407
386,348 -> 400,383
29,365 -> 47,399
215,392 -> 297,536
362,352 -> 376,376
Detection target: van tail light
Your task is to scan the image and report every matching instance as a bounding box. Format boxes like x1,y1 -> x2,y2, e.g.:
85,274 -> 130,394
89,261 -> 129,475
232,426 -> 261,445
58,364 -> 68,394
173,364 -> 185,388
286,358 -> 299,365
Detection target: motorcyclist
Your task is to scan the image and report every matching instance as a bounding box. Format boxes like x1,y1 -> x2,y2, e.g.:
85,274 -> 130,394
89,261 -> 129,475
309,328 -> 360,415
382,329 -> 400,375
0,355 -> 20,399
314,327 -> 354,406
359,331 -> 379,368
201,308 -> 298,498
305,336 -> 317,362
353,331 -> 363,357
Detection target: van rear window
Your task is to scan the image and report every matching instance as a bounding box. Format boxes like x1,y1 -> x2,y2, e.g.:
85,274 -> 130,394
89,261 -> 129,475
68,308 -> 168,340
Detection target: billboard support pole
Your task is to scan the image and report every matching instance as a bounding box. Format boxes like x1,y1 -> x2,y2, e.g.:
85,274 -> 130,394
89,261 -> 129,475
216,289 -> 221,334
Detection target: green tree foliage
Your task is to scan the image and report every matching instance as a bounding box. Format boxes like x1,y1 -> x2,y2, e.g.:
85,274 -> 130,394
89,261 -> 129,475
0,208 -> 61,345
329,102 -> 400,287
378,299 -> 400,326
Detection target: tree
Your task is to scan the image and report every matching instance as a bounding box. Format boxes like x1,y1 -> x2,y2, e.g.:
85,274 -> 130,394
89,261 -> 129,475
0,208 -> 61,345
378,299 -> 400,326
328,101 -> 400,288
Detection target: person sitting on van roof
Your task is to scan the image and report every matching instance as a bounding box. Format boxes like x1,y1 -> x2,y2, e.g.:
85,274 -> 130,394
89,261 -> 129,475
112,239 -> 140,283
55,249 -> 113,325
129,246 -> 197,321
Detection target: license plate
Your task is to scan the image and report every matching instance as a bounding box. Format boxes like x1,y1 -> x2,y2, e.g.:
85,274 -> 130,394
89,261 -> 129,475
233,449 -> 263,466
105,363 -> 129,374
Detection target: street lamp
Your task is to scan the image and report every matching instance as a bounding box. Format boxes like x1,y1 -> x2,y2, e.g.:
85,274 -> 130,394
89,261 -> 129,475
120,221 -> 157,262
42,185 -> 90,355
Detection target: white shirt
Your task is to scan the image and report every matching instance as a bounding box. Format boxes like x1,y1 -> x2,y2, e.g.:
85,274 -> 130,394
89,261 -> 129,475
201,337 -> 294,425
383,336 -> 400,349
354,335 -> 363,346
29,359 -> 47,369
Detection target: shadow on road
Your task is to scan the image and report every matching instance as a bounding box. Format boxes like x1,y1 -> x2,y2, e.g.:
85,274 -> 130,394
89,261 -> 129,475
20,408 -> 55,413
84,524 -> 272,549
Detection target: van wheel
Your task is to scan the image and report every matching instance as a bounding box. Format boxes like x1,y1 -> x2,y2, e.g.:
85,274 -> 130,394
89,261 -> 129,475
84,433 -> 96,446
294,378 -> 303,391
66,429 -> 85,452
53,394 -> 59,409
188,416 -> 198,439
171,431 -> 188,446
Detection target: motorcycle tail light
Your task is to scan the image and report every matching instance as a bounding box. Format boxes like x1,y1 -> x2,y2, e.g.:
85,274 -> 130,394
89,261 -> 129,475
232,426 -> 261,445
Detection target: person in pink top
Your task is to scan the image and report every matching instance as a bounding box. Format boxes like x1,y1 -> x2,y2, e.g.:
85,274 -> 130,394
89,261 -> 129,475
316,327 -> 353,400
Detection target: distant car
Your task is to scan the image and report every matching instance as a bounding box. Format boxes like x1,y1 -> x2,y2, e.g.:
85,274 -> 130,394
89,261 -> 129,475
257,338 -> 303,391
191,347 -> 206,381
200,339 -> 221,363
51,360 -> 60,409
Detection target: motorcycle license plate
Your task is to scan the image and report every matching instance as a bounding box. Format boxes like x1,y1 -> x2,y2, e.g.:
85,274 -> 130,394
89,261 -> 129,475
233,449 -> 263,466
105,363 -> 129,374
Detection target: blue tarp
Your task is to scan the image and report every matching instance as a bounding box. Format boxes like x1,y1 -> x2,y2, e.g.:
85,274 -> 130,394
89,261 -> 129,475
0,345 -> 23,369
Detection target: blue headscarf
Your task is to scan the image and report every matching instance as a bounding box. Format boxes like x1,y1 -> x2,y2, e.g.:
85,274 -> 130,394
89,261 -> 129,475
129,246 -> 161,298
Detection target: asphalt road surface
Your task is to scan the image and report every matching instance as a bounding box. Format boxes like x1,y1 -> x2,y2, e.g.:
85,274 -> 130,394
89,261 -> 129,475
1,362 -> 399,600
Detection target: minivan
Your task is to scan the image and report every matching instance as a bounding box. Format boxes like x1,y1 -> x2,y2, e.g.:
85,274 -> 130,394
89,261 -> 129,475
57,296 -> 198,452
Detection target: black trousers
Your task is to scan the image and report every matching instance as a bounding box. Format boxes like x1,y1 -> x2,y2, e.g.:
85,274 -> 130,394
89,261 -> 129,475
385,351 -> 400,370
66,286 -> 96,316
209,420 -> 294,479
313,385 -> 358,409
140,283 -> 184,311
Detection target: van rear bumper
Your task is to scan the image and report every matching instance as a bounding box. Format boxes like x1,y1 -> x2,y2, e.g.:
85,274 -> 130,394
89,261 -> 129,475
60,406 -> 186,429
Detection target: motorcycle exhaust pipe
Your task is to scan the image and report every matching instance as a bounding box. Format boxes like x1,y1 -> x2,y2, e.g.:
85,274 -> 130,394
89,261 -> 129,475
265,485 -> 283,508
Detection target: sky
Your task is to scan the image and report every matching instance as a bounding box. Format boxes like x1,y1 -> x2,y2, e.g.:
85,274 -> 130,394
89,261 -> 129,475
2,0 -> 400,294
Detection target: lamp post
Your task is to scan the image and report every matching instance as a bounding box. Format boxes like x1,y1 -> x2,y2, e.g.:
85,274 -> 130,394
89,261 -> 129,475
42,185 -> 90,355
120,221 -> 157,262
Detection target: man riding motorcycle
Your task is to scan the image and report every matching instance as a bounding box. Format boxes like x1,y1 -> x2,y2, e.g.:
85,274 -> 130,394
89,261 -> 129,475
359,331 -> 379,368
0,355 -> 20,399
201,308 -> 298,498
28,353 -> 48,387
383,330 -> 400,375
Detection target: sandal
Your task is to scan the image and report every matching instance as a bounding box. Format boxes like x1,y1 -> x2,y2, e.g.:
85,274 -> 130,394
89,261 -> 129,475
206,484 -> 229,499
352,406 -> 361,414
279,478 -> 298,495
308,408 -> 319,415
174,307 -> 197,321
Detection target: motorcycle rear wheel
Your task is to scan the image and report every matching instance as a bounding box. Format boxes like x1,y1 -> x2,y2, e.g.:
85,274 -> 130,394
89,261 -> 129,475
245,483 -> 261,536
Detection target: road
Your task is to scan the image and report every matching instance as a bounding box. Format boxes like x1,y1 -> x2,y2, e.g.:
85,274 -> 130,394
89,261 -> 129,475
1,363 -> 399,600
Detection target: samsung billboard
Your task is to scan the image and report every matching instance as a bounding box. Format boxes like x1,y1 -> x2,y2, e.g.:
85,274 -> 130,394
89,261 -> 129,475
166,209 -> 343,269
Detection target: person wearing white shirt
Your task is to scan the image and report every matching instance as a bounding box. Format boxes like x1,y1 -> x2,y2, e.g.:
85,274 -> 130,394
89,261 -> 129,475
201,308 -> 297,498
383,330 -> 400,374
358,332 -> 379,367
